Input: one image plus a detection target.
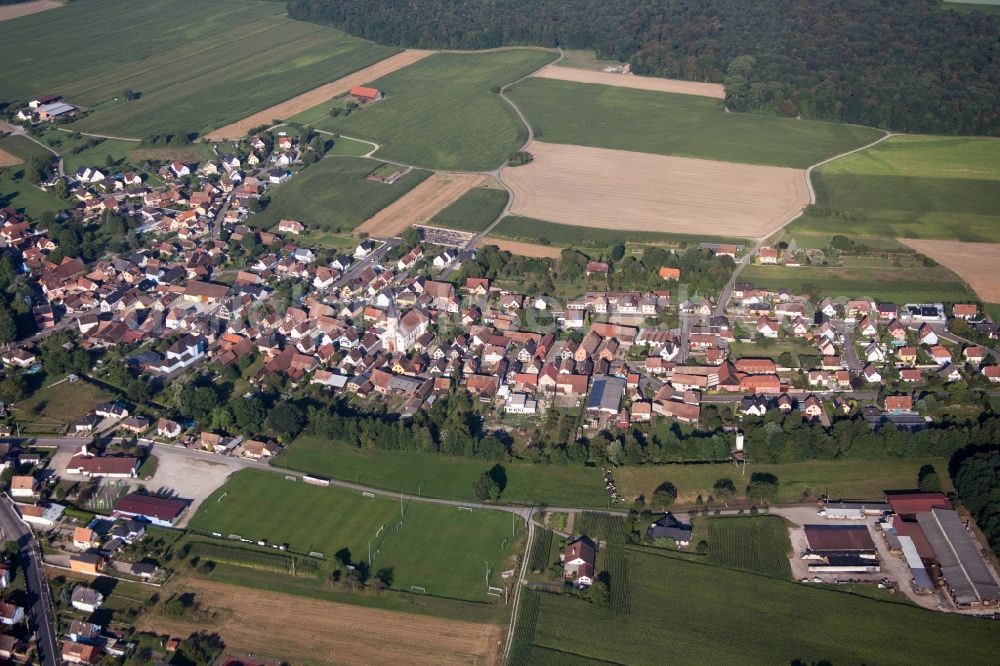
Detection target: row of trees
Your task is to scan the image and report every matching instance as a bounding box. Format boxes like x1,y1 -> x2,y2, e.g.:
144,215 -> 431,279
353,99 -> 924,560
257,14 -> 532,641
288,0 -> 1000,135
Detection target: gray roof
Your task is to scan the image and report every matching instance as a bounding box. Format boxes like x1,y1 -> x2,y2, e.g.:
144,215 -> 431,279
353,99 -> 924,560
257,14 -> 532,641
917,508 -> 1000,605
586,375 -> 626,414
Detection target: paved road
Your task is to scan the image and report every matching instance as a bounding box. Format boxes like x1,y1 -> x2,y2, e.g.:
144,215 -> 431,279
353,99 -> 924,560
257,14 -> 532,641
835,319 -> 864,372
470,47 -> 564,250
714,246 -> 756,318
0,495 -> 58,666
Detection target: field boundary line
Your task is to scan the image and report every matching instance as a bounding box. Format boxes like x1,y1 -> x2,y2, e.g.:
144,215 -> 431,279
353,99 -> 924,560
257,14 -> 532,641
763,129 -> 896,243
501,509 -> 534,664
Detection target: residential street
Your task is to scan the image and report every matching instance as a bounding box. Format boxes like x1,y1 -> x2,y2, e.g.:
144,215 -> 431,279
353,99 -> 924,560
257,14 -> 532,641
0,495 -> 58,666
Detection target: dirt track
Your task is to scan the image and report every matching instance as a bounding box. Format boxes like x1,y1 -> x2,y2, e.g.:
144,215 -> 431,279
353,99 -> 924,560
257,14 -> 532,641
0,0 -> 61,22
535,64 -> 725,99
899,238 -> 1000,303
479,237 -> 562,259
204,50 -> 434,141
502,142 -> 810,240
357,172 -> 486,237
137,578 -> 501,665
0,149 -> 22,167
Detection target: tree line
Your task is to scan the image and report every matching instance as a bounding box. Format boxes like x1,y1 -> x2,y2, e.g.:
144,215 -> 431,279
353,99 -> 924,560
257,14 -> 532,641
287,0 -> 1000,135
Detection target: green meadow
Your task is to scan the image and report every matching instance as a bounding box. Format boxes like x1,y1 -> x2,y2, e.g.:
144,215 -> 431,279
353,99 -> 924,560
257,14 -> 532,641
508,78 -> 883,168
513,549 -> 1000,665
426,186 -> 508,232
0,135 -> 64,218
0,0 -> 397,138
797,135 -> 1000,241
189,470 -> 521,601
489,215 -> 749,249
247,157 -> 431,232
311,50 -> 558,171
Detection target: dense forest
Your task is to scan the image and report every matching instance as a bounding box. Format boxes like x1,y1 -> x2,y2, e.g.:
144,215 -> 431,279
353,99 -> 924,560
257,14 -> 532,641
288,0 -> 1000,135
951,448 -> 1000,557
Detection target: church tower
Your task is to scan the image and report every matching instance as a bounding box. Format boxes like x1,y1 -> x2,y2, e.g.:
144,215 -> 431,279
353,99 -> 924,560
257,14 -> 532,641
385,299 -> 399,352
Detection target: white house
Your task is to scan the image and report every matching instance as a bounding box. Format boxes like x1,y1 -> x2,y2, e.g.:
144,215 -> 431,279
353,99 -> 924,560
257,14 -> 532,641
0,603 -> 24,626
505,392 -> 537,415
70,587 -> 103,613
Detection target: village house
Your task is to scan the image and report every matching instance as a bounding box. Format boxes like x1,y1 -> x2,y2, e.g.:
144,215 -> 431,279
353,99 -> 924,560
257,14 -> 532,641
562,535 -> 597,587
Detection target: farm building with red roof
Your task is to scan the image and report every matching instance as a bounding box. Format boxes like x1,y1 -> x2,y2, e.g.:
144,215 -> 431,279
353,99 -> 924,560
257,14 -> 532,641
349,86 -> 383,102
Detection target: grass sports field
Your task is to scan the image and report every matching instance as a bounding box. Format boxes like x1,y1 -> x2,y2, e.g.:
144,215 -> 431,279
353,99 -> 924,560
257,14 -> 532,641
490,215 -> 749,249
615,457 -> 951,506
310,50 -> 557,171
512,549 -> 1000,665
247,157 -> 431,232
275,436 -> 608,507
799,135 -> 1000,242
426,186 -> 508,233
190,470 -> 521,602
508,78 -> 883,169
0,0 -> 397,138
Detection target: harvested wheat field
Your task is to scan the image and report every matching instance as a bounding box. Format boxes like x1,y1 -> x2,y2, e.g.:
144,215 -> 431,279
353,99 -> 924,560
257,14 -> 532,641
502,142 -> 809,240
900,238 -> 1000,303
535,64 -> 725,99
479,237 -> 562,258
137,578 -> 501,665
357,172 -> 487,237
0,0 -> 61,22
204,49 -> 434,140
0,149 -> 21,167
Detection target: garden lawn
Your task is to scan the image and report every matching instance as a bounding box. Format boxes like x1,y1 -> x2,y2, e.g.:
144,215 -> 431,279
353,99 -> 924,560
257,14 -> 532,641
798,135 -> 1000,242
516,550 -> 1000,665
274,436 -> 608,507
189,470 -> 522,601
426,187 -> 507,232
247,157 -> 431,232
13,379 -> 116,427
0,0 -> 398,138
490,215 -> 748,249
615,457 -> 952,506
312,50 -> 558,171
740,262 -> 975,303
508,78 -> 883,168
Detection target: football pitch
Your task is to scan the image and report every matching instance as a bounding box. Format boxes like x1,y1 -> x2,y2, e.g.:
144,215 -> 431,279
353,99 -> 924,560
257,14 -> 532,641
189,470 -> 523,601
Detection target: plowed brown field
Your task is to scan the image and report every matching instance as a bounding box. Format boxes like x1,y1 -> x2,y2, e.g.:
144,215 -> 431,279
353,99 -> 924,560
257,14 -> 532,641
137,578 -> 501,665
204,50 -> 434,141
899,238 -> 1000,303
357,172 -> 486,237
534,64 -> 725,98
0,149 -> 21,167
0,0 -> 61,22
478,237 -> 562,258
502,142 -> 809,240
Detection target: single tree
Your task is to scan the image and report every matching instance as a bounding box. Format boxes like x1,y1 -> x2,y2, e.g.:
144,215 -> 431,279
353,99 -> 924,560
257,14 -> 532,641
651,481 -> 678,510
712,477 -> 737,506
472,472 -> 500,502
917,464 -> 943,493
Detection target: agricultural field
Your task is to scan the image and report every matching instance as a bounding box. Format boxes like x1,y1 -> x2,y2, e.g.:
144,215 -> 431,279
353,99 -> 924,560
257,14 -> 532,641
508,78 -> 883,168
502,142 -> 810,240
138,577 -> 502,666
702,516 -> 792,579
274,436 -> 608,507
312,49 -> 558,171
615,457 -> 952,507
426,186 -> 508,233
797,135 -> 1000,242
534,62 -> 725,98
477,237 -> 563,259
0,0 -> 399,138
513,550 -> 1000,665
740,261 -> 976,304
356,172 -> 487,237
489,215 -> 748,249
204,49 -> 432,141
189,470 -> 521,601
899,239 -> 1000,303
0,1 -> 61,23
247,157 -> 431,232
